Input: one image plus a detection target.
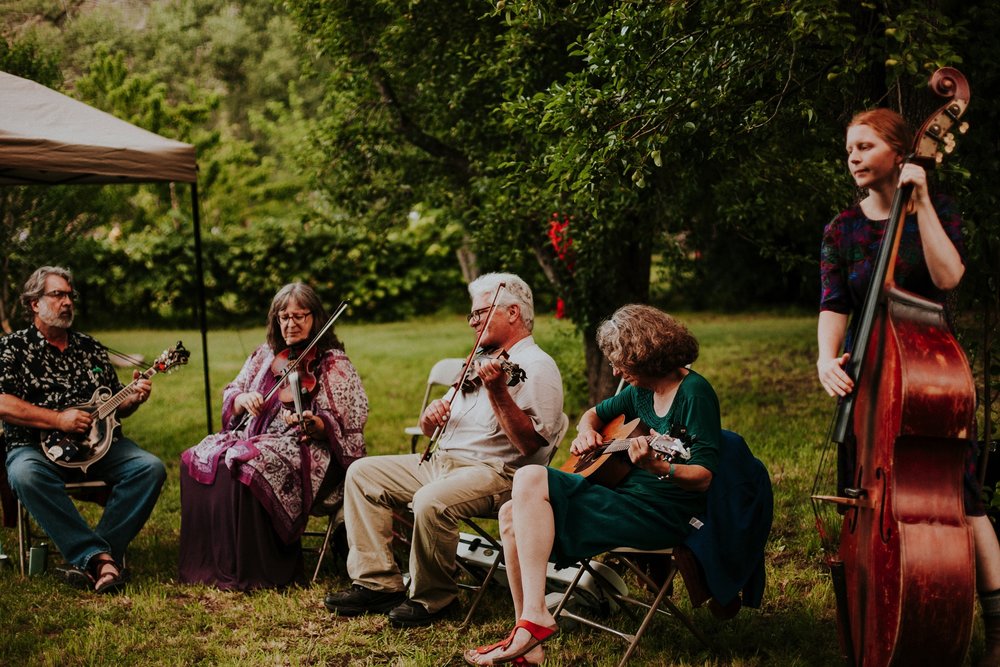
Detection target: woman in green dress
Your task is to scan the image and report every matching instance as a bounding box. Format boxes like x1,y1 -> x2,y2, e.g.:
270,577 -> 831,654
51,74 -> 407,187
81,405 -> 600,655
464,304 -> 722,666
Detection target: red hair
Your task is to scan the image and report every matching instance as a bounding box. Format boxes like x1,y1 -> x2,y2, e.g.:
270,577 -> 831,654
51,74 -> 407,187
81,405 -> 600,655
848,108 -> 913,156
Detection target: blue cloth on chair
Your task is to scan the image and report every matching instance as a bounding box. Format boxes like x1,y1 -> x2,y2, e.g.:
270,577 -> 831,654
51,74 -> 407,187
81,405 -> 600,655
685,429 -> 773,608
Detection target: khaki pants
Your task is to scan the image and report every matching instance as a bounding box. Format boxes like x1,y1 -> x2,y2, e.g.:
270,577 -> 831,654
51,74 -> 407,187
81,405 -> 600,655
343,451 -> 512,612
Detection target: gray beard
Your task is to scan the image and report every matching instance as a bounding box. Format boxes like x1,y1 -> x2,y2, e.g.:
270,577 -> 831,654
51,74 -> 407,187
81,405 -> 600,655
38,305 -> 73,329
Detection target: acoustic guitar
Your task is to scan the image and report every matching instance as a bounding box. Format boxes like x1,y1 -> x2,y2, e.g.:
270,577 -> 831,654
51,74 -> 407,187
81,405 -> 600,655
40,341 -> 190,472
560,414 -> 691,488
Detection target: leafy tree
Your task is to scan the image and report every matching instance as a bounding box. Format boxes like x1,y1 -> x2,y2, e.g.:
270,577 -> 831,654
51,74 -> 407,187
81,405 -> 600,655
286,0 -> 998,404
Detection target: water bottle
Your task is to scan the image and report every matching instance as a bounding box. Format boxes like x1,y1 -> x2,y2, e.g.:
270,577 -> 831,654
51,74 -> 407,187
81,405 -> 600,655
28,542 -> 48,576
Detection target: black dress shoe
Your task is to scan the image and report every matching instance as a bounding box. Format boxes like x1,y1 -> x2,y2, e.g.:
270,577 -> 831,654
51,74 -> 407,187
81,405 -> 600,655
387,599 -> 456,628
324,584 -> 406,616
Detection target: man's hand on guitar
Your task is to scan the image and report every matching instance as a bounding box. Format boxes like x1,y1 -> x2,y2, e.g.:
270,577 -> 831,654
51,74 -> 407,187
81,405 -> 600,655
122,372 -> 153,410
55,408 -> 92,434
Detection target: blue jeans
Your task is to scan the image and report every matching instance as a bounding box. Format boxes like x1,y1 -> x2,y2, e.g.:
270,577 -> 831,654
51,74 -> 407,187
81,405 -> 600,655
6,438 -> 166,570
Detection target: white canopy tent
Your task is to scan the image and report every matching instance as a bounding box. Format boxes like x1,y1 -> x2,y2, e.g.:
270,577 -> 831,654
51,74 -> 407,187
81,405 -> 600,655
0,71 -> 213,431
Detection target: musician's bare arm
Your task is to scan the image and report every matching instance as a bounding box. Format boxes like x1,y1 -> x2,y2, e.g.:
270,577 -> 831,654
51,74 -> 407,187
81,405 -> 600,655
0,393 -> 91,433
475,359 -> 547,456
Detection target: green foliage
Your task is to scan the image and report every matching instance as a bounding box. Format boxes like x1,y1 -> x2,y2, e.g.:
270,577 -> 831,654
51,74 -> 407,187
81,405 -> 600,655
1,1 -> 997,414
75,207 -> 468,327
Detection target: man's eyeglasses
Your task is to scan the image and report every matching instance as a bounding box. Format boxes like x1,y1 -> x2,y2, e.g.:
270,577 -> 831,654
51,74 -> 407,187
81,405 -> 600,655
466,306 -> 493,325
278,312 -> 312,325
43,290 -> 79,302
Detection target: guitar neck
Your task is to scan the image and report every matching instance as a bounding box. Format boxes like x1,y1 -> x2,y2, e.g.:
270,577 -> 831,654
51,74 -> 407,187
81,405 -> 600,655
94,367 -> 158,420
597,434 -> 681,457
598,438 -> 637,455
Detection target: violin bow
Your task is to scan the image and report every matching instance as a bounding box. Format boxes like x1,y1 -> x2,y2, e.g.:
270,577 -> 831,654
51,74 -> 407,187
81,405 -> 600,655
233,300 -> 348,434
420,283 -> 507,463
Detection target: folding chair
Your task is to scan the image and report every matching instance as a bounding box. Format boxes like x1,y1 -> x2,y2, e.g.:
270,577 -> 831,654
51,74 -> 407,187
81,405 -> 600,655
550,429 -> 773,666
0,440 -> 113,577
551,547 -> 708,666
404,357 -> 465,453
18,480 -> 111,577
457,412 -> 570,627
304,497 -> 346,584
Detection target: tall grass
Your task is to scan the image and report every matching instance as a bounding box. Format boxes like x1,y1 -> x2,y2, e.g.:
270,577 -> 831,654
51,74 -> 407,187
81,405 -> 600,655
0,314 -> 987,665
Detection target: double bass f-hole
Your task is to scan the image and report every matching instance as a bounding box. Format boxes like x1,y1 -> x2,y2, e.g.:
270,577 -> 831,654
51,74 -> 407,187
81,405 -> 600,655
875,468 -> 891,544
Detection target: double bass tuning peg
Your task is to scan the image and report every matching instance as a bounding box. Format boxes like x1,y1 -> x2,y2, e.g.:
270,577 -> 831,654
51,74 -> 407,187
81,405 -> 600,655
958,121 -> 970,135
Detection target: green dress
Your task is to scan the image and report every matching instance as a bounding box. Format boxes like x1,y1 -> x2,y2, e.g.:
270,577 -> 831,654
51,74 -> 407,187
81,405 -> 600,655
546,370 -> 721,567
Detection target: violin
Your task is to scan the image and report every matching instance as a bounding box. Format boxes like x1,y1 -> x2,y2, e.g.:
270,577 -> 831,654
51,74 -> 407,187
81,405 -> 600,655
460,346 -> 526,393
811,68 -> 975,667
272,346 -> 319,425
232,301 -> 348,434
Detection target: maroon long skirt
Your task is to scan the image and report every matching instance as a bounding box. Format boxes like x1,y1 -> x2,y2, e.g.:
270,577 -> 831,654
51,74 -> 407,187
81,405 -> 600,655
178,466 -> 304,591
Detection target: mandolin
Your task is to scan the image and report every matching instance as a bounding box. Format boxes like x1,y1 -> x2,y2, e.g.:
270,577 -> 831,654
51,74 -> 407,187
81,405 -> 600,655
40,342 -> 190,472
561,414 -> 691,488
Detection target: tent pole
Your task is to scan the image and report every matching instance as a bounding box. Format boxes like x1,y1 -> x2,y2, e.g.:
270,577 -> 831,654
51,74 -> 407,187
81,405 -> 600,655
191,181 -> 213,433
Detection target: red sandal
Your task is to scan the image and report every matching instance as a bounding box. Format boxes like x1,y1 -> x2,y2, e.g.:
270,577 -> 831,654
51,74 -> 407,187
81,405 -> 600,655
463,619 -> 558,665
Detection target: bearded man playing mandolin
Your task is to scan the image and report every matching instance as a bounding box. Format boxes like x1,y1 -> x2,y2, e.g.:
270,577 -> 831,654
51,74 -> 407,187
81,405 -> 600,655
325,272 -> 565,627
0,266 -> 166,594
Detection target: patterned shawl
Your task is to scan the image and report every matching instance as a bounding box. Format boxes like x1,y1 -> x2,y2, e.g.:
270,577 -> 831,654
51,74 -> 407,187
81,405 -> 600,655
181,344 -> 368,543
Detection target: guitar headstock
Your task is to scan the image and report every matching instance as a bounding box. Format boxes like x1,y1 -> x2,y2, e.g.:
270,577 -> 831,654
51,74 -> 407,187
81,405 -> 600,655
152,341 -> 191,374
912,67 -> 971,168
649,433 -> 692,462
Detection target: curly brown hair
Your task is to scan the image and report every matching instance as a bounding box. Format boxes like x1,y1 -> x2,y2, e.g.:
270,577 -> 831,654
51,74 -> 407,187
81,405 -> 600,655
596,304 -> 698,377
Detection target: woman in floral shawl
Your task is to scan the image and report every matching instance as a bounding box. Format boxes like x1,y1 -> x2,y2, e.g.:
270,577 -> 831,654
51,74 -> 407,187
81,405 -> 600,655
179,283 -> 368,590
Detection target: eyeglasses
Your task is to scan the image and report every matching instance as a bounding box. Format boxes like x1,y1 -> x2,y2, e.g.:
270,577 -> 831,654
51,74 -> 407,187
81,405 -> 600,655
43,290 -> 79,302
467,306 -> 493,325
278,312 -> 312,325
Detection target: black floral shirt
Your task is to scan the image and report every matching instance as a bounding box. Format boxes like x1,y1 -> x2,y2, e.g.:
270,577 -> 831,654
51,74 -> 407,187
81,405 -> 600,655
0,324 -> 123,450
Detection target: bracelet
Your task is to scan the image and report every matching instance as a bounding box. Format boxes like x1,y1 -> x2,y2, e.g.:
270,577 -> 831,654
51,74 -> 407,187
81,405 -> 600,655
658,462 -> 676,481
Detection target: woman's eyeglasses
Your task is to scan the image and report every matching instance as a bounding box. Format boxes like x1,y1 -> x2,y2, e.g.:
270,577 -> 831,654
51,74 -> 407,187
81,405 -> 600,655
278,312 -> 312,324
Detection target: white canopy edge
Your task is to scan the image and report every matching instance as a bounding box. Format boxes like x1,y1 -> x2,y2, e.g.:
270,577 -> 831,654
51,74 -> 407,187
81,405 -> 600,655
0,71 -> 196,184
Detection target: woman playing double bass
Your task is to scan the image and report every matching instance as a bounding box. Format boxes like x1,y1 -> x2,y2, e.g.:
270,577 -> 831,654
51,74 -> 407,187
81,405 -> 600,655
179,282 -> 368,590
817,107 -> 1000,665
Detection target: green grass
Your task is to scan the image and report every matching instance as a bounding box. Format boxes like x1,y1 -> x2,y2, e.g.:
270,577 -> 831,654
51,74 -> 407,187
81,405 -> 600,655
0,313 -> 988,665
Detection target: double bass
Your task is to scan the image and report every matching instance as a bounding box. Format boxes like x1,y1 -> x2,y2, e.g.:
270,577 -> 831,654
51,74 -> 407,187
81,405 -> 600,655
812,68 -> 976,666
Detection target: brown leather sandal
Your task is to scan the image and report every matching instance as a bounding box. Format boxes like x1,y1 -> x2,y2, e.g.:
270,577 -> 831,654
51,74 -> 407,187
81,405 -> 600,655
90,555 -> 129,594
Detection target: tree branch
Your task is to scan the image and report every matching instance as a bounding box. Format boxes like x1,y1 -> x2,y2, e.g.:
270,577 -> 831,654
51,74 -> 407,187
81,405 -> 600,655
367,61 -> 473,181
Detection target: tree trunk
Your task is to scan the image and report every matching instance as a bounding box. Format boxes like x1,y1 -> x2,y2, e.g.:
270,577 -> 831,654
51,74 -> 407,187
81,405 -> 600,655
581,224 -> 652,405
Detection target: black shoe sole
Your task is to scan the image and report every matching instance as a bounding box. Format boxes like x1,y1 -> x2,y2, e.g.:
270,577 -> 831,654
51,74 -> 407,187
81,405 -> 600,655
388,614 -> 441,628
324,596 -> 405,616
387,602 -> 457,628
